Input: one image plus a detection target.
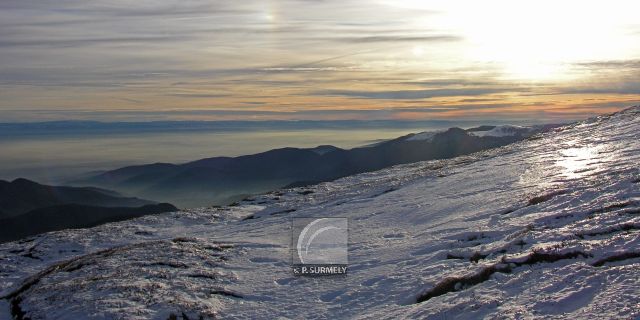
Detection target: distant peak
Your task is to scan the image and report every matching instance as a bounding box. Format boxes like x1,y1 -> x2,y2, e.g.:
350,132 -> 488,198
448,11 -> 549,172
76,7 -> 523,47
309,145 -> 341,155
436,127 -> 469,137
468,125 -> 532,138
11,177 -> 39,185
444,127 -> 467,133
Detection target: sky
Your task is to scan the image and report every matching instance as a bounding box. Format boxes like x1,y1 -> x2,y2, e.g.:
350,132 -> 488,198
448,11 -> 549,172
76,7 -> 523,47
1,0 -> 640,122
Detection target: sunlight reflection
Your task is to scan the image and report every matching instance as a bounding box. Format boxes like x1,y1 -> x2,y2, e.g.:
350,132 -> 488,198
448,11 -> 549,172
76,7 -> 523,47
556,146 -> 603,179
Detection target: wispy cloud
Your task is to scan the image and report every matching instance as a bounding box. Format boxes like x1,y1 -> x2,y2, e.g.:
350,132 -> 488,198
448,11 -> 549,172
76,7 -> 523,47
320,35 -> 460,43
558,86 -> 640,95
575,60 -> 640,70
314,88 -> 524,100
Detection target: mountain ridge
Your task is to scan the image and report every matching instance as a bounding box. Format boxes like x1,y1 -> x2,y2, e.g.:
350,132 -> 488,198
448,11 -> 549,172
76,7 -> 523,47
0,178 -> 178,243
72,125 -> 555,207
0,203 -> 177,243
0,178 -> 156,219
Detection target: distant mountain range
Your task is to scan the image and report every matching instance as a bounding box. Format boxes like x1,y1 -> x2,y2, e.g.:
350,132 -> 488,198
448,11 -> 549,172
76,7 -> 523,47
0,178 -> 176,242
71,124 -> 558,207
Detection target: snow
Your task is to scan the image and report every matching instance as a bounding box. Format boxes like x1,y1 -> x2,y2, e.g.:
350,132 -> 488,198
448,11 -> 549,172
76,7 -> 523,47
405,130 -> 444,141
470,124 -> 532,137
1,107 -> 639,319
0,300 -> 9,320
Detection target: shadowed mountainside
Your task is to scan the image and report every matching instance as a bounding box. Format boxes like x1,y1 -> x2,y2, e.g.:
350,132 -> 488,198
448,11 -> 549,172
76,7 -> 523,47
0,178 -> 155,219
0,178 -> 178,243
0,203 -> 177,243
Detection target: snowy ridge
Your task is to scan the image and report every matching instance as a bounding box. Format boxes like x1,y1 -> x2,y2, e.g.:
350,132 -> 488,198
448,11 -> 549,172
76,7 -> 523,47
405,130 -> 445,141
469,125 -> 532,137
1,107 -> 639,319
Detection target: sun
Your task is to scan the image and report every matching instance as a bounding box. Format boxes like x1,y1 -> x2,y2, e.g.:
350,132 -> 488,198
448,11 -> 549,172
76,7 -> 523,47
412,46 -> 425,57
383,0 -> 639,81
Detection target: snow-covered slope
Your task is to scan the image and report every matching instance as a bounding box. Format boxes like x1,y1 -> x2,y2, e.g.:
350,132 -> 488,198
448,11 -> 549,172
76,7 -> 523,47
1,107 -> 639,319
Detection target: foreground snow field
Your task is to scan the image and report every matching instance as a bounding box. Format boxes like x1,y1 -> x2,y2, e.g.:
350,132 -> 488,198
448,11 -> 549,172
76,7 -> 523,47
1,107 -> 639,319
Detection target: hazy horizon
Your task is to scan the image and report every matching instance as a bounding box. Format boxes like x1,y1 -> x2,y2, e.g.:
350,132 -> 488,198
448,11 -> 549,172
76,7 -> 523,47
0,115 -> 569,185
0,124 -> 462,184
